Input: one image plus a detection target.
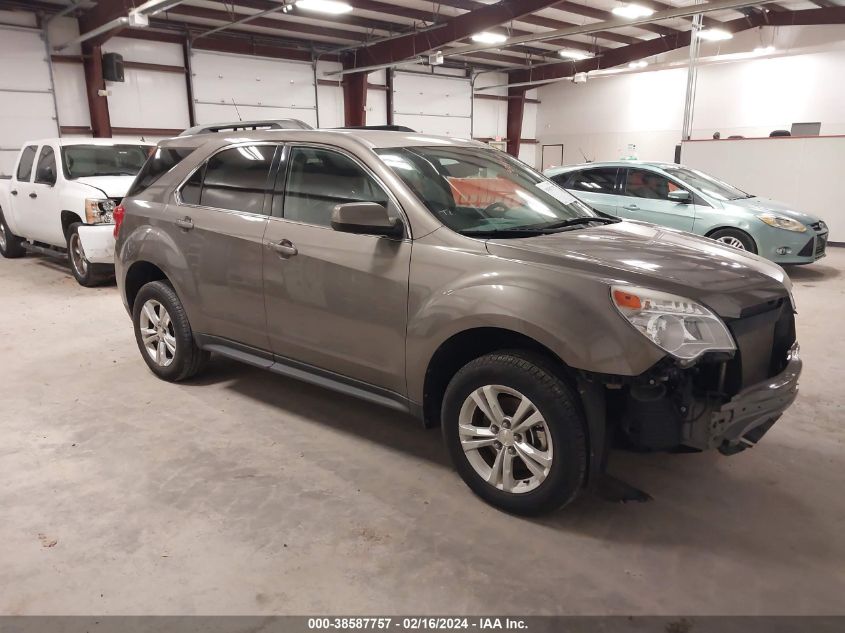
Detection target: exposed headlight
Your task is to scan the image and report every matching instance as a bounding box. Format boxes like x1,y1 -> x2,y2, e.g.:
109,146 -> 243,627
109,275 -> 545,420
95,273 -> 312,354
758,213 -> 806,232
611,285 -> 736,361
85,198 -> 117,224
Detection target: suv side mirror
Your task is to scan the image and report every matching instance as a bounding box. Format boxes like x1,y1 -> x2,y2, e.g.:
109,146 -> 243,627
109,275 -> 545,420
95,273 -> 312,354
668,190 -> 691,203
331,202 -> 403,237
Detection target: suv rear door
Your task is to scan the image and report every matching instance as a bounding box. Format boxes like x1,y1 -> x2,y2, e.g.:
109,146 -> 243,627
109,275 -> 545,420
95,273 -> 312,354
262,144 -> 411,397
167,142 -> 277,350
551,167 -> 621,215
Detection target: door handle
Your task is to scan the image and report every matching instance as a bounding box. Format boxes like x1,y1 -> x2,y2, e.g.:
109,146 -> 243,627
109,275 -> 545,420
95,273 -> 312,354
29,192 -> 37,199
175,216 -> 194,230
271,239 -> 298,258
623,204 -> 639,210
10,190 -> 17,196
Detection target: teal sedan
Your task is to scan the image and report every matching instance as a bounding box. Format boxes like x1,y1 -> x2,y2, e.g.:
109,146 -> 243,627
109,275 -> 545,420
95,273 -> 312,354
544,161 -> 828,265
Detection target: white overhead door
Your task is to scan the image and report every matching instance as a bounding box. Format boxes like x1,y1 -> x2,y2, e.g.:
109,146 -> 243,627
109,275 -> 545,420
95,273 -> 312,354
392,71 -> 471,138
191,51 -> 318,128
0,25 -> 58,177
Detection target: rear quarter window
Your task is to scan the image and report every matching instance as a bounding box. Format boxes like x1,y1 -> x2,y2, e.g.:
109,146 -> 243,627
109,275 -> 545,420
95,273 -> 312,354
127,146 -> 195,197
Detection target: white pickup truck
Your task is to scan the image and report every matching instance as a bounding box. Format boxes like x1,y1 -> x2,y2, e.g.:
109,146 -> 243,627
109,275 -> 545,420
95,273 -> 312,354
0,138 -> 153,286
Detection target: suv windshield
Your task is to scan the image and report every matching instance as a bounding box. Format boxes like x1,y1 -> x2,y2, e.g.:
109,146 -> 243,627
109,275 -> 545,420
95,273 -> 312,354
376,146 -> 603,236
61,145 -> 153,179
663,165 -> 751,201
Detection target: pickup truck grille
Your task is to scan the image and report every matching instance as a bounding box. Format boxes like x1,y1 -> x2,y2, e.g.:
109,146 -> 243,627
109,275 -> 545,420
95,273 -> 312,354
723,298 -> 795,395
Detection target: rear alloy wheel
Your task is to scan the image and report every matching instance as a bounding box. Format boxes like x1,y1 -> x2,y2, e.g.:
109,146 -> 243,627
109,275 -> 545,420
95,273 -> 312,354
66,223 -> 111,286
710,228 -> 757,254
0,208 -> 25,258
442,352 -> 587,515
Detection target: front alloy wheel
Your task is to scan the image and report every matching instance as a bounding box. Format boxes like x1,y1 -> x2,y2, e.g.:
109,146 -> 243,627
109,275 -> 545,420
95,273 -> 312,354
716,235 -> 746,250
68,231 -> 89,277
139,299 -> 176,367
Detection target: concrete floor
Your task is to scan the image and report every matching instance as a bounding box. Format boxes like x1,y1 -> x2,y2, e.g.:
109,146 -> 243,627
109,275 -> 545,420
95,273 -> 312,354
1,249 -> 843,616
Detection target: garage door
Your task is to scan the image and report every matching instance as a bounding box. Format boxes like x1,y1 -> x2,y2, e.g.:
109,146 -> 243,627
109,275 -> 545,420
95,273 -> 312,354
0,25 -> 59,177
392,71 -> 472,138
191,50 -> 318,128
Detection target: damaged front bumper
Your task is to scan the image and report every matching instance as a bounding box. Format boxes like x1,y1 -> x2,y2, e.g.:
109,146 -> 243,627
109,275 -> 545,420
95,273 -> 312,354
685,343 -> 802,454
77,224 -> 115,265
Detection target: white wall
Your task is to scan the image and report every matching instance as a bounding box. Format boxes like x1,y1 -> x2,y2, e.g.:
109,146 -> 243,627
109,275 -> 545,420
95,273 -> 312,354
536,26 -> 845,166
393,69 -> 472,137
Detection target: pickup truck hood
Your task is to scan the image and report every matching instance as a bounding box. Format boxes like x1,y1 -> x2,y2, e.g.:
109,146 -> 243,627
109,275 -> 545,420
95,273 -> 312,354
74,175 -> 135,198
485,220 -> 791,318
728,196 -> 820,225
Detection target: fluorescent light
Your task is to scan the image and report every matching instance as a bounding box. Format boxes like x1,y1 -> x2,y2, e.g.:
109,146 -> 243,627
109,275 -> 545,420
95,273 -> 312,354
612,3 -> 655,19
754,45 -> 775,54
471,31 -> 507,45
697,28 -> 733,41
559,50 -> 593,60
628,60 -> 648,69
295,0 -> 352,14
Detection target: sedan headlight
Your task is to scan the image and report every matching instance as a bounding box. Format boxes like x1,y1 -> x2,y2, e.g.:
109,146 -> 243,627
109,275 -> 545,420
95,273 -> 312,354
85,198 -> 117,224
611,285 -> 735,361
757,213 -> 806,232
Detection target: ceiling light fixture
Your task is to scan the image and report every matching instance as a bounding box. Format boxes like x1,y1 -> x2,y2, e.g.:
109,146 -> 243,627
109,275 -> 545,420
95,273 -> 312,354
612,3 -> 655,19
628,60 -> 648,69
471,31 -> 508,45
295,0 -> 353,14
753,45 -> 775,54
559,50 -> 593,60
697,28 -> 733,41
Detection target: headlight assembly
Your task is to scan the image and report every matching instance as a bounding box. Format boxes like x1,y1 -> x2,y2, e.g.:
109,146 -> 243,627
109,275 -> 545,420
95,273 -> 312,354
85,198 -> 117,224
757,213 -> 806,232
611,285 -> 736,361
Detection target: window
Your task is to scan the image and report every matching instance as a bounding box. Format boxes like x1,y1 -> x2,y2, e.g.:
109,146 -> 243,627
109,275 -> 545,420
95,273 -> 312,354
179,145 -> 276,214
624,168 -> 685,201
128,146 -> 194,196
62,144 -> 152,181
34,146 -> 57,186
567,168 -> 618,194
16,145 -> 37,182
283,146 -> 388,227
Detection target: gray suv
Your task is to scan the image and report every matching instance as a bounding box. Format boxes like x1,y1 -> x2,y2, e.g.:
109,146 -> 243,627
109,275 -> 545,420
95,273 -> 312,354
115,130 -> 802,515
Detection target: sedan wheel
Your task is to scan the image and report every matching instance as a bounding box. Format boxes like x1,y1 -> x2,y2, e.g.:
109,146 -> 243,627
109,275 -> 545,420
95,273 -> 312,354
139,299 -> 177,367
716,235 -> 746,250
459,385 -> 553,494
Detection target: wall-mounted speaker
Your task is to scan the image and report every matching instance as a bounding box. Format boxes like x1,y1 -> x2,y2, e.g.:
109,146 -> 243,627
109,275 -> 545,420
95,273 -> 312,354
102,52 -> 125,83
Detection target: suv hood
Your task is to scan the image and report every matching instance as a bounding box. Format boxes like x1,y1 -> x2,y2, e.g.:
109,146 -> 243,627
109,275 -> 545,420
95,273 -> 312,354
73,175 -> 135,198
486,220 -> 791,318
729,196 -> 819,225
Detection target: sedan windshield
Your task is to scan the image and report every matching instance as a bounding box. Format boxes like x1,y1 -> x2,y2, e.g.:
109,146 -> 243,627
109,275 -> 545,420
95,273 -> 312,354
376,146 -> 605,236
61,145 -> 153,179
663,165 -> 751,201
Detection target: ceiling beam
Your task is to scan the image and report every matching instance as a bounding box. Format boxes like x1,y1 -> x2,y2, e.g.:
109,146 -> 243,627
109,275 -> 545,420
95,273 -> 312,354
552,1 -> 680,37
350,0 -> 572,69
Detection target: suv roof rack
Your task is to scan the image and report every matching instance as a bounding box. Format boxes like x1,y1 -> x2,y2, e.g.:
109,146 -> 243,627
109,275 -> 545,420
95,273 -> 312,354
336,125 -> 417,132
180,119 -> 314,136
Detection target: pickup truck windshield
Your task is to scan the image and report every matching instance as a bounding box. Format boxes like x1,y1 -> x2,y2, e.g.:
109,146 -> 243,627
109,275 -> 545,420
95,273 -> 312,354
376,146 -> 601,236
61,145 -> 153,179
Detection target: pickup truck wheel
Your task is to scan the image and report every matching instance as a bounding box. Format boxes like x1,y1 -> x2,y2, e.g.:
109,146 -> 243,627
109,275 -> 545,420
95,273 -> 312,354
132,280 -> 209,382
67,223 -> 111,287
442,352 -> 587,516
0,208 -> 26,258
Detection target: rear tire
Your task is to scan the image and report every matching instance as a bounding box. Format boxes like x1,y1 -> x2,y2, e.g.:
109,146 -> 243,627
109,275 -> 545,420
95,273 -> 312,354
0,207 -> 26,259
132,280 -> 209,382
67,223 -> 111,287
709,228 -> 757,254
442,352 -> 587,516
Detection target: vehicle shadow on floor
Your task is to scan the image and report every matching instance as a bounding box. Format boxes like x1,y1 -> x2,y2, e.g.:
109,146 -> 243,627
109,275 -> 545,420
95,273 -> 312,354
183,356 -> 841,568
785,260 -> 841,282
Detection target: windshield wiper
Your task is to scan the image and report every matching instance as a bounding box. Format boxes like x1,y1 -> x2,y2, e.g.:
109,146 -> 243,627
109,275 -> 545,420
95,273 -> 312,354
461,227 -> 550,238
537,216 -> 620,231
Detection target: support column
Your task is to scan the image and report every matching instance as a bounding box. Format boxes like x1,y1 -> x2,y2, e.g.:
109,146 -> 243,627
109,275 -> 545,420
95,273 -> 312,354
82,43 -> 112,138
506,86 -> 526,157
342,71 -> 367,127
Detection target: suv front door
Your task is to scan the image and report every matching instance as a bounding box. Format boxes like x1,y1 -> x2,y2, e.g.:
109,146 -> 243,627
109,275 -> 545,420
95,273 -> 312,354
620,167 -> 696,231
168,142 -> 277,350
262,144 -> 412,397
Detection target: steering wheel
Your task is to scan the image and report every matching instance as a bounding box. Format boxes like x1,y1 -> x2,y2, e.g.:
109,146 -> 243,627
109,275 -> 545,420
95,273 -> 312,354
481,201 -> 510,217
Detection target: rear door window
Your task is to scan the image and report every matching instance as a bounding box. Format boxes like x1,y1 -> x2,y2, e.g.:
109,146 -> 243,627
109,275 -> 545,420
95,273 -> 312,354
16,145 -> 37,182
568,168 -> 618,194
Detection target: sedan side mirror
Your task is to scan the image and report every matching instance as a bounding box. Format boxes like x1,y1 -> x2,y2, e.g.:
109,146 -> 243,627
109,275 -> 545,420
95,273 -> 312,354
668,190 -> 691,203
331,202 -> 403,237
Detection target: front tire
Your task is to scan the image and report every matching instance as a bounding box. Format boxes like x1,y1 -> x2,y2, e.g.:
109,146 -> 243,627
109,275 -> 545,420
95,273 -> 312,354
0,207 -> 26,258
710,228 -> 757,254
132,280 -> 209,382
67,223 -> 111,286
442,352 -> 587,516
